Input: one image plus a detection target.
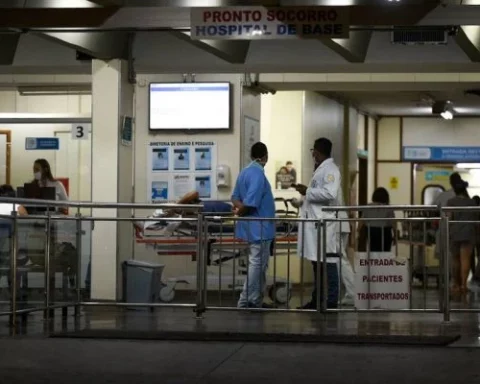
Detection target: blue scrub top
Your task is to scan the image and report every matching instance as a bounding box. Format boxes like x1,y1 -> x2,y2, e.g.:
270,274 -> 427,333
231,161 -> 275,243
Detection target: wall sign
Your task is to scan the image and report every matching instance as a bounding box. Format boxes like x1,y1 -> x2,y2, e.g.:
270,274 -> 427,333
357,149 -> 368,158
190,6 -> 349,40
121,116 -> 133,146
242,116 -> 260,167
355,252 -> 410,310
425,170 -> 450,182
389,177 -> 398,190
403,146 -> 480,162
71,123 -> 91,140
25,137 -> 59,150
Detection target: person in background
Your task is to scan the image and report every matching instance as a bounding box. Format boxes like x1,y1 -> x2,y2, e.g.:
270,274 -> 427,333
358,187 -> 396,252
336,192 -> 355,307
231,142 -> 275,309
286,161 -> 297,183
293,138 -> 341,309
447,180 -> 478,295
276,166 -> 295,190
0,185 -> 28,275
0,185 -> 27,216
470,195 -> 480,288
32,159 -> 68,202
433,172 -> 465,260
470,196 -> 480,288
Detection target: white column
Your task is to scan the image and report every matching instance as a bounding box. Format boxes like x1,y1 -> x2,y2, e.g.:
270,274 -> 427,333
91,59 -> 133,300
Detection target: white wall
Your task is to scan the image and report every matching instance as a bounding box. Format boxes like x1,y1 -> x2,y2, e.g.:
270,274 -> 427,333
367,116 -> 376,199
0,90 -> 92,196
134,74 -> 245,204
302,92 -> 344,184
0,90 -> 91,115
403,117 -> 480,146
261,91 -> 303,186
0,124 -> 91,193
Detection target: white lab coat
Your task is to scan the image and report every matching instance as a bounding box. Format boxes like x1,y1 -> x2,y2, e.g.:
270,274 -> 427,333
297,158 -> 341,262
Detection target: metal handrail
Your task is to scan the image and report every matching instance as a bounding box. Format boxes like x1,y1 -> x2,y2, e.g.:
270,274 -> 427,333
324,205 -> 438,212
0,197 -> 203,210
3,200 -> 480,328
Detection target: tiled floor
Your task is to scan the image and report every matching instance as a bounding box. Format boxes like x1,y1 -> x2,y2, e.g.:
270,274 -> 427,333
2,288 -> 480,382
1,287 -> 480,347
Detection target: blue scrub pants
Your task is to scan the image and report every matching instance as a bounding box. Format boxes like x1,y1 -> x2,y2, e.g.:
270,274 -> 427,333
238,240 -> 271,308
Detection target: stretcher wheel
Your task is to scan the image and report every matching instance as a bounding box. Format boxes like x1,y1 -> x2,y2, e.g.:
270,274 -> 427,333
159,285 -> 175,303
268,283 -> 291,304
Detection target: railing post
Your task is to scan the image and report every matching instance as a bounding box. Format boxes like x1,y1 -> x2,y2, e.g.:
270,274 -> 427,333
9,210 -> 18,327
43,211 -> 52,322
442,211 -> 450,323
75,210 -> 82,317
194,212 -> 205,318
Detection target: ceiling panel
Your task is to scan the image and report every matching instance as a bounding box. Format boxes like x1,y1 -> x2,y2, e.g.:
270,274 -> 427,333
322,89 -> 480,115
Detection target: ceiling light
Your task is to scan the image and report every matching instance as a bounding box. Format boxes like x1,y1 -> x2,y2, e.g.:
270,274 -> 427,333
440,110 -> 453,120
432,100 -> 455,120
456,163 -> 480,169
17,85 -> 91,96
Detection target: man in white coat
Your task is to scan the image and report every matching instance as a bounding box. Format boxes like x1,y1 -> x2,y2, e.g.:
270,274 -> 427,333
336,192 -> 356,306
293,138 -> 341,309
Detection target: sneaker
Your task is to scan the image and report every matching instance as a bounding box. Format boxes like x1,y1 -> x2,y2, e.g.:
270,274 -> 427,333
341,297 -> 354,306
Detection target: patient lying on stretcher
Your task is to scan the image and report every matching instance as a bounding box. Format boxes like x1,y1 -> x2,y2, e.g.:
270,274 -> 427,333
135,191 -> 233,237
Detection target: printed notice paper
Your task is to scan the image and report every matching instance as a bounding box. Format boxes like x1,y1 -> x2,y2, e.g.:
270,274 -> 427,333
173,147 -> 190,171
151,181 -> 168,202
195,147 -> 212,171
173,174 -> 193,200
196,175 -> 212,199
152,147 -> 169,171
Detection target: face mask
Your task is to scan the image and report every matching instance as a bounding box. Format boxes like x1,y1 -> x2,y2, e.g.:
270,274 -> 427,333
34,172 -> 42,181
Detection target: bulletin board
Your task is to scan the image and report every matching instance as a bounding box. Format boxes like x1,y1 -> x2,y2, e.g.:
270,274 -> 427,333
147,140 -> 217,202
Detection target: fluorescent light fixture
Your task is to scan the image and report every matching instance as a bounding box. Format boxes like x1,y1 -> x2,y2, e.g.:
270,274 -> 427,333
456,163 -> 480,169
17,85 -> 91,96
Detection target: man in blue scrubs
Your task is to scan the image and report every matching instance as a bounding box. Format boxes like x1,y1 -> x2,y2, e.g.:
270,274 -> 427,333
232,142 -> 276,308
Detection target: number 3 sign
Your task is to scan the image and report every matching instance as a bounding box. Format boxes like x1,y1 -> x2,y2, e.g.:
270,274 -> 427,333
71,123 -> 91,140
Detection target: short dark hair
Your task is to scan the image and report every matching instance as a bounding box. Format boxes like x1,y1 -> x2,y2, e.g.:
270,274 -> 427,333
0,184 -> 15,197
251,142 -> 268,159
449,172 -> 462,187
473,195 -> 480,206
453,180 -> 469,197
313,138 -> 332,157
286,161 -> 293,165
372,187 -> 390,205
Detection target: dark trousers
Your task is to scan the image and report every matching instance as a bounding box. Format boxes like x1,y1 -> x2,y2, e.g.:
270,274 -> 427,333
368,227 -> 393,252
310,260 -> 339,308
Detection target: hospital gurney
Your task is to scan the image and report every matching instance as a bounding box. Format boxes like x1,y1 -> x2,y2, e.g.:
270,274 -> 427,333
134,213 -> 298,304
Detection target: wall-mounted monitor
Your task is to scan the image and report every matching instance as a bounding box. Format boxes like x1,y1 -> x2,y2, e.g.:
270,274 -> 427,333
149,82 -> 231,131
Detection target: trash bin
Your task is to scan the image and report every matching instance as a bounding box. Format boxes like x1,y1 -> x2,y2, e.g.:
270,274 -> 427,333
122,260 -> 165,310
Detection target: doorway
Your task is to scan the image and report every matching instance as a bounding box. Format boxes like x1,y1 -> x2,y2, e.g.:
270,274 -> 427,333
0,130 -> 11,185
413,163 -> 454,205
358,157 -> 368,205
